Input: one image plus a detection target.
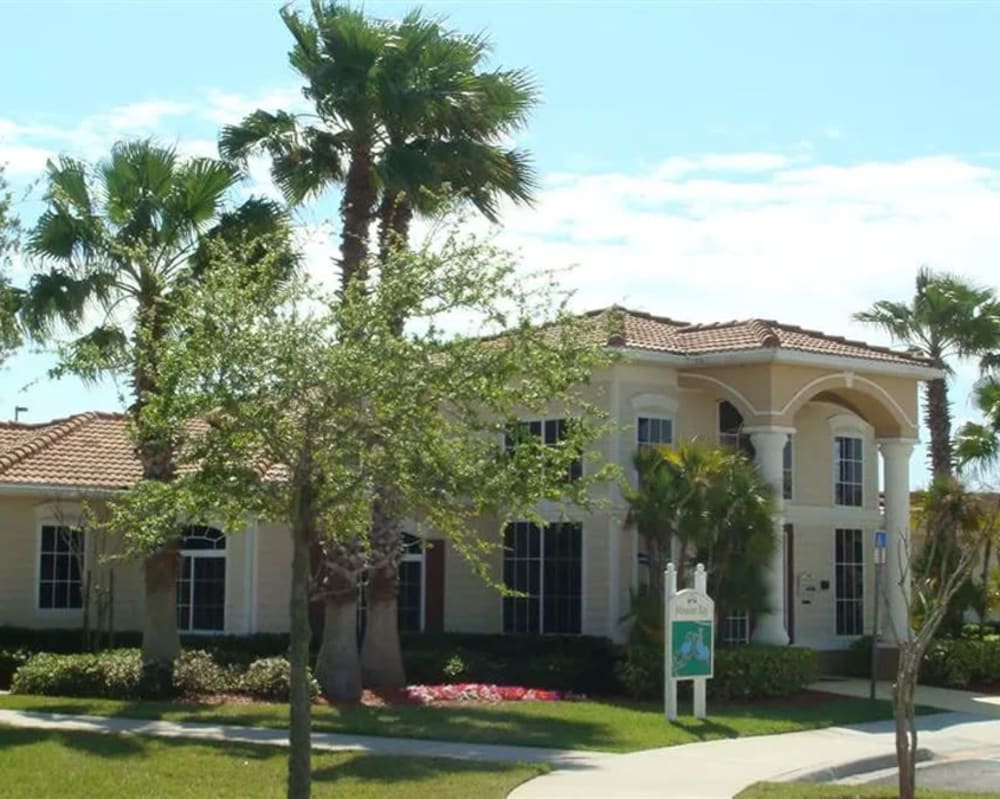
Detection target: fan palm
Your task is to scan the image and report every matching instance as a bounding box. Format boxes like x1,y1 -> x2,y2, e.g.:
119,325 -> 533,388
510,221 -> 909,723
854,267 -> 1000,478
625,442 -> 775,640
220,1 -> 538,698
22,139 -> 292,686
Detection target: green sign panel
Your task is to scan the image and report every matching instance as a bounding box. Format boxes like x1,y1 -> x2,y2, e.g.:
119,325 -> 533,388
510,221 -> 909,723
670,620 -> 713,679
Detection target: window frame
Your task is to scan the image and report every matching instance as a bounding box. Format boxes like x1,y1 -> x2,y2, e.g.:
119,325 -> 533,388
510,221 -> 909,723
36,523 -> 86,613
398,533 -> 426,633
636,415 -> 675,453
722,610 -> 750,644
834,527 -> 865,637
177,526 -> 227,635
833,434 -> 865,508
505,416 -> 583,481
782,436 -> 794,502
502,520 -> 583,635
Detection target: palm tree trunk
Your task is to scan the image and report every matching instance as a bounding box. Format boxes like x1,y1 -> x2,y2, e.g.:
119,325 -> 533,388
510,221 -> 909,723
924,377 -> 953,479
315,586 -> 362,702
288,483 -> 314,799
339,146 -> 376,292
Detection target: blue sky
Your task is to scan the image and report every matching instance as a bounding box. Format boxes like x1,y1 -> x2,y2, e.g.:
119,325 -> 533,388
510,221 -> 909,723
3,1 -> 1000,487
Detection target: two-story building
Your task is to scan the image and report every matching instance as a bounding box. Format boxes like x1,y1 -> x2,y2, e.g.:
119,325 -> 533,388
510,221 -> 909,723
0,306 -> 940,662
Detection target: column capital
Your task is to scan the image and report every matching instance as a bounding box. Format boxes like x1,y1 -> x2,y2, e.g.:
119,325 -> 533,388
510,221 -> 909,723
877,438 -> 918,458
743,425 -> 796,436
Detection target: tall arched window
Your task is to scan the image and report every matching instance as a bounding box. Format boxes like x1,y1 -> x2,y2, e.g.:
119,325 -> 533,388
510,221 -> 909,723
176,525 -> 226,633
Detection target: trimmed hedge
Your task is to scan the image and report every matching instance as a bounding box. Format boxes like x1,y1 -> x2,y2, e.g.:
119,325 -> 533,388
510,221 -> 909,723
400,633 -> 621,695
920,638 -> 1000,687
616,642 -> 819,701
0,649 -> 29,690
11,650 -> 142,699
9,649 -> 320,702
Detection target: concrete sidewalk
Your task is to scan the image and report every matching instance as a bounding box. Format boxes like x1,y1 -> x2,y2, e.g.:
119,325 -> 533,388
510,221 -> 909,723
810,677 -> 1000,717
508,712 -> 1000,799
0,708 -> 612,770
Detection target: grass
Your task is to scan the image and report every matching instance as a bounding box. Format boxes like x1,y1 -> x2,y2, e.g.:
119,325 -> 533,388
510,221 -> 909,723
0,724 -> 545,798
0,692 -> 910,753
736,782 -> 1000,799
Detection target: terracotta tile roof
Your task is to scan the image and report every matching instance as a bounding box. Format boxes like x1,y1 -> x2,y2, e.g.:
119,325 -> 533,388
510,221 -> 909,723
0,412 -> 138,490
584,306 -> 935,367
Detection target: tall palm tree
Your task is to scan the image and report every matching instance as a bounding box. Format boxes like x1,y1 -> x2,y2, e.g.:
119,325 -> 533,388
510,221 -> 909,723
0,167 -> 23,366
22,140 -> 292,689
220,1 -> 538,697
955,376 -> 1000,618
854,267 -> 1000,479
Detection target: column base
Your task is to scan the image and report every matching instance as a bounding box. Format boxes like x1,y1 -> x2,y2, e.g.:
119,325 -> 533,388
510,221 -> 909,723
751,614 -> 789,646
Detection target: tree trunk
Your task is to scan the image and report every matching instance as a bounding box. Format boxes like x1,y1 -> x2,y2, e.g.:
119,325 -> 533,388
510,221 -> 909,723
338,146 -> 376,293
141,542 -> 181,694
315,589 -> 362,702
924,377 -> 953,479
360,563 -> 405,688
287,507 -> 313,799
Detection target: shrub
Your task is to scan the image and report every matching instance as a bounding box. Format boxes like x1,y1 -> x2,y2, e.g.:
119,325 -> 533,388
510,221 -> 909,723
615,641 -> 819,701
172,650 -> 237,696
0,626 -> 142,654
11,650 -> 142,699
0,649 -> 29,690
920,638 -> 1000,687
401,634 -> 621,695
844,635 -> 874,678
241,657 -> 318,702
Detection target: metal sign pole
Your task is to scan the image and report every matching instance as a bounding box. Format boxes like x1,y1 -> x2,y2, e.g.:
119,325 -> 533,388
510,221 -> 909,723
870,531 -> 887,701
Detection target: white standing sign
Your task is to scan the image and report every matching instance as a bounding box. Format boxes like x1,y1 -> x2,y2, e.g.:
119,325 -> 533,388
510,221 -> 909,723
664,562 -> 714,721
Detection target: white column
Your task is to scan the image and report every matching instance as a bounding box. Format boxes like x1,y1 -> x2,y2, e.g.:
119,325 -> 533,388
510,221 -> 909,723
748,428 -> 792,646
878,439 -> 916,645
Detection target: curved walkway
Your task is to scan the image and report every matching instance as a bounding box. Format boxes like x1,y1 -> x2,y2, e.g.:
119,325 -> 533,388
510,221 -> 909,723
509,681 -> 1000,799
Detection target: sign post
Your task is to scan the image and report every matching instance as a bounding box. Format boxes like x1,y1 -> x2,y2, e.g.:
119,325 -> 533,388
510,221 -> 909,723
664,562 -> 714,721
870,530 -> 887,700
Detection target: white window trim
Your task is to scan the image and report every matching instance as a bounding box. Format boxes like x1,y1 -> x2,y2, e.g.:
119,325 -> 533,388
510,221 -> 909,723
833,527 -> 865,638
35,519 -> 86,614
177,528 -> 228,635
501,520 -> 584,636
400,533 -> 427,633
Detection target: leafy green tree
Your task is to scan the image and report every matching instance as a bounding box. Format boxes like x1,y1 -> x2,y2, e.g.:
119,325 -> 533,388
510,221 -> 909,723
136,229 -> 611,798
0,166 -> 23,365
21,140 -> 293,688
854,267 -> 1000,479
887,478 -> 997,799
625,441 -> 776,638
220,1 -> 539,695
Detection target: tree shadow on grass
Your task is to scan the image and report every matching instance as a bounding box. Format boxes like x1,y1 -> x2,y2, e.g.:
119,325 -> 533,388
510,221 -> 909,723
0,725 -> 147,757
312,751 -> 535,787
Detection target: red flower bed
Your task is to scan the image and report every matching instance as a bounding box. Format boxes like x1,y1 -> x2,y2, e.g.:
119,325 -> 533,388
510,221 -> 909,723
404,683 -> 566,704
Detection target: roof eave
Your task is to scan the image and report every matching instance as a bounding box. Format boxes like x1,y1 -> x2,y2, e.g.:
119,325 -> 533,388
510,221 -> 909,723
0,482 -> 127,498
615,345 -> 943,379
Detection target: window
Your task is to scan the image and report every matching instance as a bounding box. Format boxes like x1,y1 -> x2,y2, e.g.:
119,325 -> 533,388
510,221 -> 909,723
503,521 -> 582,634
506,418 -> 582,481
38,525 -> 84,610
637,416 -> 673,452
398,534 -> 424,633
177,526 -> 226,633
723,611 -> 750,644
783,438 -> 793,501
718,401 -> 755,458
834,436 -> 864,507
835,528 -> 864,636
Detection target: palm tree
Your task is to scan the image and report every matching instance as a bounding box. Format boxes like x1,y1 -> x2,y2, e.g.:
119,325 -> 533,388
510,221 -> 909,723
0,167 -> 23,366
625,441 -> 775,634
220,1 -> 538,697
22,140 -> 291,689
955,376 -> 1000,619
854,267 -> 1000,479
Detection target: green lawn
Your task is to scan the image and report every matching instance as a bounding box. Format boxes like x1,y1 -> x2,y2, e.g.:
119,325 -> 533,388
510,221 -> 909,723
0,692 -> 910,753
0,724 -> 544,798
736,782 -> 1000,799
